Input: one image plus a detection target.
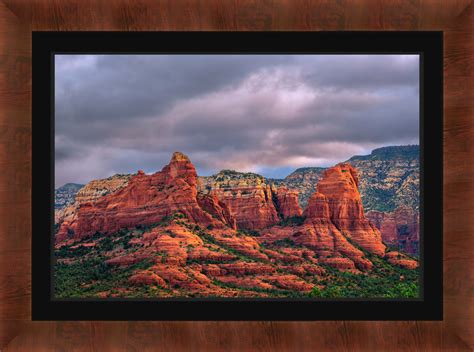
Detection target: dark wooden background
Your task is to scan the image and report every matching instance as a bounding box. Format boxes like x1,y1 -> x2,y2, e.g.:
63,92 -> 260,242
0,0 -> 472,350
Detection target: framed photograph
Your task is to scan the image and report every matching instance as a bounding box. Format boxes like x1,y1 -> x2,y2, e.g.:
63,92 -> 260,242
32,31 -> 442,320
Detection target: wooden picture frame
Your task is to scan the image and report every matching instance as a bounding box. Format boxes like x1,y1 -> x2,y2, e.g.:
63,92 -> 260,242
31,31 -> 442,321
0,1 -> 472,350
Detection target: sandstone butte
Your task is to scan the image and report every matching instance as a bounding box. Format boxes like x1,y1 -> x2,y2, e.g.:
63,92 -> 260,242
55,174 -> 131,224
56,152 -> 418,292
315,163 -> 387,257
258,164 -> 387,271
198,171 -> 300,230
56,152 -> 236,242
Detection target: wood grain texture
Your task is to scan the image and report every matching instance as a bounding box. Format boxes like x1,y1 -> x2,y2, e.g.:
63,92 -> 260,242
0,0 -> 32,349
443,3 -> 474,348
0,0 -> 472,350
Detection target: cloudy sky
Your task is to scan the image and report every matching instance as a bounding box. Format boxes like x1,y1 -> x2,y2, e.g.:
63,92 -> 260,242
55,54 -> 419,187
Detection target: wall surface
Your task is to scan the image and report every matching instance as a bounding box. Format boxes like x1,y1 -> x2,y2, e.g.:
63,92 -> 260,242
0,0 -> 472,350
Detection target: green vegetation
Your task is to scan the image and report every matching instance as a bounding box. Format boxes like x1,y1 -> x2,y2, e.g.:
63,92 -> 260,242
215,169 -> 264,181
56,245 -> 91,258
54,257 -> 153,298
309,255 -> 419,299
288,167 -> 326,174
55,227 -> 138,260
362,187 -> 396,212
349,145 -> 419,162
277,216 -> 306,227
273,238 -> 296,247
98,237 -> 114,251
213,279 -> 307,298
198,231 -> 258,263
237,228 -> 261,237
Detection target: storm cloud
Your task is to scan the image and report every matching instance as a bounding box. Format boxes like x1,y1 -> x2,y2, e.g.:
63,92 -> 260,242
55,54 -> 419,187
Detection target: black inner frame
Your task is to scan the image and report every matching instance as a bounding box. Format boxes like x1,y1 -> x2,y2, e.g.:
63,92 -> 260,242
32,31 -> 443,321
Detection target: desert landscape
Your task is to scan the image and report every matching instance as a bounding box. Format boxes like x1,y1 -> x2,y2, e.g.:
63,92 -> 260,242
54,146 -> 419,299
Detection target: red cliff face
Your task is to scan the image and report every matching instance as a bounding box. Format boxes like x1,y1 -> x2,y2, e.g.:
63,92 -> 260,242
259,182 -> 377,272
198,175 -> 302,230
366,206 -> 419,255
301,190 -> 373,270
56,152 -> 232,242
259,163 -> 388,271
197,193 -> 237,230
199,171 -> 280,230
302,192 -> 330,220
273,185 -> 303,219
316,163 -> 386,256
214,183 -> 279,230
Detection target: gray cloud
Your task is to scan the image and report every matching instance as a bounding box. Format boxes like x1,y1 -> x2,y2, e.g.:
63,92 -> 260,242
55,54 -> 419,187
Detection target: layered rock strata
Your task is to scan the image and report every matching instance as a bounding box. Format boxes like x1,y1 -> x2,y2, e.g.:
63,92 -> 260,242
366,206 -> 419,255
56,152 -> 234,242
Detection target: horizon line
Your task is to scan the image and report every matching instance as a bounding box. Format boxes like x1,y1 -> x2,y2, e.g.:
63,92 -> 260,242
56,144 -> 420,189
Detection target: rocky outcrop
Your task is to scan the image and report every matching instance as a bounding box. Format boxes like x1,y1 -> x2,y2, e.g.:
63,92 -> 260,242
258,163 -> 385,271
55,183 -> 84,209
129,271 -> 167,287
198,170 -> 280,230
302,192 -> 330,219
198,173 -> 302,229
197,194 -> 237,230
271,167 -> 325,208
55,175 -> 131,224
203,262 -> 276,276
385,251 -> 419,269
273,185 -> 303,219
56,152 -> 232,242
366,206 -> 419,255
74,174 -> 132,204
316,163 -> 386,256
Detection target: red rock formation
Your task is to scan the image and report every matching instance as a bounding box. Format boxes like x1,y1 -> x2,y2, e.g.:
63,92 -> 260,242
54,153 -> 419,299
262,248 -> 306,264
273,185 -> 303,219
186,247 -> 236,263
208,262 -> 276,276
258,164 -> 384,271
300,190 -> 372,269
263,274 -> 314,292
318,257 -> 358,272
198,171 -> 280,230
302,192 -> 330,219
213,274 -> 314,292
210,228 -> 269,260
278,264 -> 314,277
197,194 -> 237,230
105,253 -> 152,267
55,174 -> 132,224
74,174 -> 131,204
56,152 -> 233,242
129,271 -> 167,287
384,251 -> 419,269
213,183 -> 279,229
367,206 -> 419,255
316,163 -> 386,256
215,276 -> 275,291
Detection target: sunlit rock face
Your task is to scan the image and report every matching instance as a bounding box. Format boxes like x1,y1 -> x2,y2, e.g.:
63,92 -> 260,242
54,151 -> 418,299
56,152 -> 231,242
